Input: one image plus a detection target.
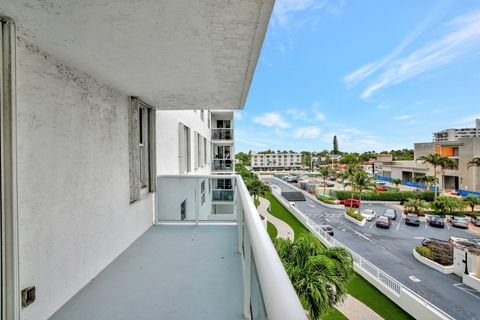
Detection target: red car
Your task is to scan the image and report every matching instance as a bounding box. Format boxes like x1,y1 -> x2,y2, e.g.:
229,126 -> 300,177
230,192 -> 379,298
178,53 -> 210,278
375,187 -> 388,192
339,198 -> 360,208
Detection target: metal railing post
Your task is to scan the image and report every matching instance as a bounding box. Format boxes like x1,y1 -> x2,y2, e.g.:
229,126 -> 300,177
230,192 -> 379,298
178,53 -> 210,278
243,226 -> 251,319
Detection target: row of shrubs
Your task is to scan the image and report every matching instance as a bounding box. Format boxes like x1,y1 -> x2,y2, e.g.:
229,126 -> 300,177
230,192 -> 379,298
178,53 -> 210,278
415,244 -> 453,266
317,195 -> 337,205
333,190 -> 436,202
345,208 -> 364,222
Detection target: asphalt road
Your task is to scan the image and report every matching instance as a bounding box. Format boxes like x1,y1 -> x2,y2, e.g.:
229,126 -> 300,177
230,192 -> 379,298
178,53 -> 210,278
263,177 -> 480,320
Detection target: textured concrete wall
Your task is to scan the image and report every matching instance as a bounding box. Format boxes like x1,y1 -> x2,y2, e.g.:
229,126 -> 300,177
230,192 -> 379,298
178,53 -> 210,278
16,38 -> 154,320
156,110 -> 211,175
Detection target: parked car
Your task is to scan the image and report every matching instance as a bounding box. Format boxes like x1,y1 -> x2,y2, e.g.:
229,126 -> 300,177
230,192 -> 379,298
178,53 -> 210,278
428,215 -> 445,228
451,216 -> 469,229
376,216 -> 391,228
320,225 -> 334,236
383,209 -> 397,220
405,214 -> 420,226
361,209 -> 376,221
471,216 -> 480,227
339,198 -> 360,208
375,187 -> 388,192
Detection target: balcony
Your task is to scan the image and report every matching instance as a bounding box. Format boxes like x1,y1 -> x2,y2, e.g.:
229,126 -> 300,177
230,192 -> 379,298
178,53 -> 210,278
212,189 -> 235,202
212,128 -> 234,141
51,175 -> 306,320
212,159 -> 234,172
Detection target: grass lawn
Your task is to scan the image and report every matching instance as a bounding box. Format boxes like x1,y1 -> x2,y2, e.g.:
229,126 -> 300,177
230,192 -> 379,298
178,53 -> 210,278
264,192 -> 310,240
265,191 -> 414,320
323,308 -> 348,320
267,221 -> 278,239
347,275 -> 414,320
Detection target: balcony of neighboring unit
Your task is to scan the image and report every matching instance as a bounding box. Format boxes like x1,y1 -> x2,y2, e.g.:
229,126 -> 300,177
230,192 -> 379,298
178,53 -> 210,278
212,128 -> 234,141
212,159 -> 234,172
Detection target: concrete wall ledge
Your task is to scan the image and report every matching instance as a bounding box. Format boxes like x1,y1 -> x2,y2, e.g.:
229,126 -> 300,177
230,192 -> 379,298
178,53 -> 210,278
362,201 -> 401,205
463,274 -> 480,291
412,249 -> 454,274
344,212 -> 366,226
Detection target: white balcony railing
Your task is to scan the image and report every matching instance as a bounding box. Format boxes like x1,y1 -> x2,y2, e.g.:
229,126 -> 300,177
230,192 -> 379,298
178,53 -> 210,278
155,174 -> 307,320
212,128 -> 234,140
212,159 -> 234,171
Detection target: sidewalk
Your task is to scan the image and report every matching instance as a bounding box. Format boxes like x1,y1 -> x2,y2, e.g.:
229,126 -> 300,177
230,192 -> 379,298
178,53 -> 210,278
337,295 -> 383,320
257,197 -> 294,240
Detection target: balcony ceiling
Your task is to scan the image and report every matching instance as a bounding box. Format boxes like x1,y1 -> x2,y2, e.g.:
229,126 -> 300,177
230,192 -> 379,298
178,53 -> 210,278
0,0 -> 274,110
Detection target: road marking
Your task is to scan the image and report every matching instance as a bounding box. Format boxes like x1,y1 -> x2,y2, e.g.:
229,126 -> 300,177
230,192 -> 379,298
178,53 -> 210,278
369,221 -> 375,229
414,236 -> 425,240
309,204 -> 315,208
425,221 -> 428,229
396,215 -> 403,231
325,218 -> 331,222
447,224 -> 450,230
409,276 -> 421,282
454,283 -> 480,301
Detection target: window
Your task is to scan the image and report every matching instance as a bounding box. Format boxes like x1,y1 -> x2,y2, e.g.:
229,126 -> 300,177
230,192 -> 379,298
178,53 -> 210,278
203,137 -> 207,166
207,111 -> 211,129
129,97 -> 156,203
194,132 -> 199,169
200,110 -> 204,121
201,180 -> 206,205
178,123 -> 191,174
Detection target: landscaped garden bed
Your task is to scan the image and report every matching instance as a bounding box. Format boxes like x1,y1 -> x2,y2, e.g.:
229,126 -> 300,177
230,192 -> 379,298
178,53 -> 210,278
333,190 -> 435,202
344,208 -> 366,226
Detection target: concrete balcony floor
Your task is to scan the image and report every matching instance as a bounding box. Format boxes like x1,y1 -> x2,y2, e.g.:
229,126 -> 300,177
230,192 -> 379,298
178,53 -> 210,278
50,225 -> 244,320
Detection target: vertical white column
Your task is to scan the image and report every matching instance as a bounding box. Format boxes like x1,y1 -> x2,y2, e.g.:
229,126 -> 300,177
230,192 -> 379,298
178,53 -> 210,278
243,225 -> 251,320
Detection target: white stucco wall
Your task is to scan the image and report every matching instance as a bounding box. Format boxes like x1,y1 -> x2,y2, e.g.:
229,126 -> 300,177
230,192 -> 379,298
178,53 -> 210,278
16,38 -> 154,320
156,110 -> 211,175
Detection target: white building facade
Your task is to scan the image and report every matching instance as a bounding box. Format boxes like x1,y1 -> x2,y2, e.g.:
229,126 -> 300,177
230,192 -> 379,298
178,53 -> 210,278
251,153 -> 302,170
433,119 -> 480,142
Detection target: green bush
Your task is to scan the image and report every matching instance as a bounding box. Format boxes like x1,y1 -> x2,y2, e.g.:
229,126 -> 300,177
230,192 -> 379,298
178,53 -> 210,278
345,208 -> 365,222
333,190 -> 435,202
415,246 -> 434,260
317,195 -> 337,205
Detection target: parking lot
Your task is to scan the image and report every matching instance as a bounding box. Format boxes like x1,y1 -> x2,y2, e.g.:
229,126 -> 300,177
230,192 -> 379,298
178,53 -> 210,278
263,177 -> 480,320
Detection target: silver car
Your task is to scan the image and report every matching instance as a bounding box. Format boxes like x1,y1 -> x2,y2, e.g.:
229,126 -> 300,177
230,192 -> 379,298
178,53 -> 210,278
383,209 -> 397,220
451,216 -> 469,229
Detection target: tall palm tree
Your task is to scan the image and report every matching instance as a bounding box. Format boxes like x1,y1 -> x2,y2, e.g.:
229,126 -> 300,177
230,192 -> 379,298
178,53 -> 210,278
467,157 -> 480,169
319,166 -> 330,196
404,198 -> 430,216
351,171 -> 374,201
343,164 -> 359,206
418,154 -> 457,197
274,235 -> 354,319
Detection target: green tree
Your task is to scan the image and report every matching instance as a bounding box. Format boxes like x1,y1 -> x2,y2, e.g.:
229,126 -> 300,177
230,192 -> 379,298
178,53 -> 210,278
430,196 -> 464,215
247,179 -> 270,203
274,235 -> 354,319
318,166 -> 331,196
235,151 -> 251,166
419,154 -> 457,197
333,135 -> 339,154
462,195 -> 480,212
467,157 -> 480,169
343,164 -> 359,205
391,178 -> 402,191
404,198 -> 430,216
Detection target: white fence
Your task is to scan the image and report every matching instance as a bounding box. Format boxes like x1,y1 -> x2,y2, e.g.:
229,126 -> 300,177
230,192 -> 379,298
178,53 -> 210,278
270,189 -> 455,320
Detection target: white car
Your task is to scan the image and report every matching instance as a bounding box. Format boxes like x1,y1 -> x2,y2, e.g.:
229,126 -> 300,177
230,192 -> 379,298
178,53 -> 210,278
361,209 -> 376,221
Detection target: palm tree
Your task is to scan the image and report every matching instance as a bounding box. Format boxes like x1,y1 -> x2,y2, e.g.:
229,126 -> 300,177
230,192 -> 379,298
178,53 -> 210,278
404,198 -> 430,216
411,176 -> 422,191
419,154 -> 457,197
467,157 -> 480,169
351,171 -> 374,201
462,195 -> 480,212
273,235 -> 354,319
319,166 -> 330,196
247,179 -> 270,203
391,178 -> 402,191
430,196 -> 464,215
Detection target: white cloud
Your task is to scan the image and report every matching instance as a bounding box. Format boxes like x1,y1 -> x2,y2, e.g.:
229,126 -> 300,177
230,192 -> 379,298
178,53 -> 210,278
346,10 -> 480,99
273,0 -> 327,27
394,115 -> 414,120
286,108 -> 307,120
294,126 -> 321,138
234,111 -> 243,121
377,104 -> 391,110
314,112 -> 326,121
252,112 -> 291,129
454,114 -> 480,126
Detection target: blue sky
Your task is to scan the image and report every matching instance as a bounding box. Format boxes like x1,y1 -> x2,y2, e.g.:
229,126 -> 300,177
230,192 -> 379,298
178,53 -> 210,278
236,0 -> 480,153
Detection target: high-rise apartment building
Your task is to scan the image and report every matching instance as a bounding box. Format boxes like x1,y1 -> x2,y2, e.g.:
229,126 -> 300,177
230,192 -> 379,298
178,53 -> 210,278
433,119 -> 480,142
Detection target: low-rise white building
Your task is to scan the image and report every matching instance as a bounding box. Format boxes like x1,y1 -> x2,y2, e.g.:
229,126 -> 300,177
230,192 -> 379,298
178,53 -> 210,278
251,152 -> 302,170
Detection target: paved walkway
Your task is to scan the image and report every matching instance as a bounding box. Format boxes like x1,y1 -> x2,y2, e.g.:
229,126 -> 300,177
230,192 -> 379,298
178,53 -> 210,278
337,295 -> 383,320
258,197 -> 294,240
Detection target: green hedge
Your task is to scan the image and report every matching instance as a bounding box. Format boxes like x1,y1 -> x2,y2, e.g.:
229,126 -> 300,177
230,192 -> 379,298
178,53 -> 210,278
317,195 -> 337,205
346,208 -> 364,222
334,190 -> 435,202
415,246 -> 434,260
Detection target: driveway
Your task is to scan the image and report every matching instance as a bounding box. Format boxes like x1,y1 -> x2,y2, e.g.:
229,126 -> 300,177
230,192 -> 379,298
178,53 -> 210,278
263,177 -> 480,320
